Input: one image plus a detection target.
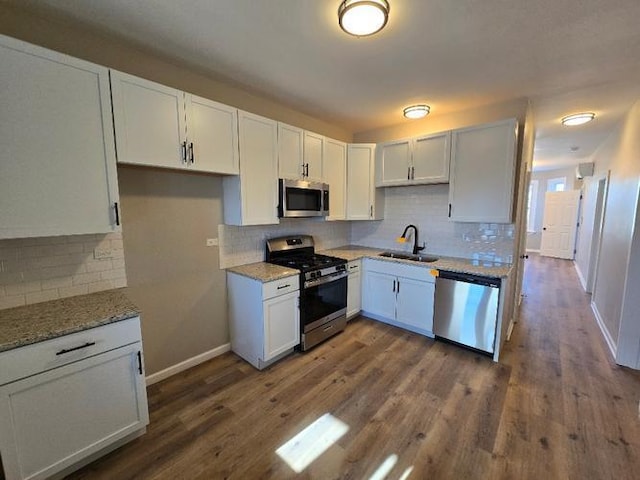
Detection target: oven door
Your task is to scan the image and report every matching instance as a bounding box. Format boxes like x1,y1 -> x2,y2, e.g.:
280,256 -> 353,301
301,272 -> 348,332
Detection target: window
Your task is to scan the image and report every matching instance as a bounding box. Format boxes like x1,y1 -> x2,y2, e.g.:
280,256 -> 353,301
527,180 -> 538,233
547,177 -> 566,192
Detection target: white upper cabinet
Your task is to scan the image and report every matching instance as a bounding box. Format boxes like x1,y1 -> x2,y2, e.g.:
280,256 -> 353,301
223,111 -> 279,226
303,131 -> 324,182
449,118 -> 517,223
0,35 -> 120,239
278,123 -> 304,179
412,132 -> 450,184
378,139 -> 412,185
277,124 -> 324,182
323,138 -> 347,221
347,144 -> 384,220
185,94 -> 239,175
111,71 -> 239,175
110,71 -> 187,169
377,132 -> 450,187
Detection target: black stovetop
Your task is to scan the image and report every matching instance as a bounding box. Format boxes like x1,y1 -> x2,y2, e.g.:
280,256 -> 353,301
268,253 -> 346,273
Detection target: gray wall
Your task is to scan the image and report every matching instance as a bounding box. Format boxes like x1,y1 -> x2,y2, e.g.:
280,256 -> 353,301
118,167 -> 228,375
526,167 -> 579,251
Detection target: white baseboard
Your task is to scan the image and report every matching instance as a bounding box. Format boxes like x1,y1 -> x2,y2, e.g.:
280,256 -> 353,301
145,343 -> 231,386
574,262 -> 588,291
591,301 -> 617,360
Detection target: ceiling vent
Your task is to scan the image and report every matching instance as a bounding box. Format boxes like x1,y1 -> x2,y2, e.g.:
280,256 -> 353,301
576,162 -> 595,179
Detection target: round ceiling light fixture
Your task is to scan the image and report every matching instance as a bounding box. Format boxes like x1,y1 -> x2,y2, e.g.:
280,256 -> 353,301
403,104 -> 431,119
561,112 -> 595,126
338,0 -> 390,37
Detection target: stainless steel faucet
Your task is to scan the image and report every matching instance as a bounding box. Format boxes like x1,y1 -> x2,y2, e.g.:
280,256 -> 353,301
401,224 -> 426,255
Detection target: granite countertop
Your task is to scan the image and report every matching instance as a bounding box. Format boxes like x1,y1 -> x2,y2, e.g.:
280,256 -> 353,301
226,262 -> 299,283
320,245 -> 513,279
0,288 -> 140,353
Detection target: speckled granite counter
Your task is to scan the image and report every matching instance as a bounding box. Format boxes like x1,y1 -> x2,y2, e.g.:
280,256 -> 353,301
320,245 -> 513,279
226,262 -> 299,282
0,288 -> 139,353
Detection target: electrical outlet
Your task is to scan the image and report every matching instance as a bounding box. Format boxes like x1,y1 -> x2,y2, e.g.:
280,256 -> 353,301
206,238 -> 219,247
94,247 -> 113,259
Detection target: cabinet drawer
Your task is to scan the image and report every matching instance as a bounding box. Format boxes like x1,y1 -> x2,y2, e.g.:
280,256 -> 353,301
262,276 -> 299,300
0,316 -> 142,386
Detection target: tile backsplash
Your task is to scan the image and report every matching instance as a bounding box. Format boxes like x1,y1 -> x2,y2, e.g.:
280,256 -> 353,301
351,184 -> 515,263
219,218 -> 351,269
0,233 -> 127,310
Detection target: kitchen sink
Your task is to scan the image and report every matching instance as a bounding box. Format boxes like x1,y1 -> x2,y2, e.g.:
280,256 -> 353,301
379,252 -> 439,263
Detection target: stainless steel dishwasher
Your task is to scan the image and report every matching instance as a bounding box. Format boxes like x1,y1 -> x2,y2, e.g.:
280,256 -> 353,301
433,271 -> 501,354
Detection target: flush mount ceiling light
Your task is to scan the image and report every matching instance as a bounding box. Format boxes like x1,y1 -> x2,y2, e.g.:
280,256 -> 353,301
338,0 -> 390,37
561,112 -> 595,126
403,104 -> 430,119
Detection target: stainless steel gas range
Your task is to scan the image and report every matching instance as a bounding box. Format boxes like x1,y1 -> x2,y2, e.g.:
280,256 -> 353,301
266,235 -> 347,350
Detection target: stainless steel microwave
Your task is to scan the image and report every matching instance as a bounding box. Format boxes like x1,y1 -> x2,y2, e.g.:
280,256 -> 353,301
278,179 -> 329,218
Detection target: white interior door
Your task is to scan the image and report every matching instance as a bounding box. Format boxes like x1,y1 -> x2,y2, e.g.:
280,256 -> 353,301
540,190 -> 581,259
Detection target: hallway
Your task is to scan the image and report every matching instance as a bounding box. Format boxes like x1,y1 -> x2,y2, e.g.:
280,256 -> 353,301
68,254 -> 640,479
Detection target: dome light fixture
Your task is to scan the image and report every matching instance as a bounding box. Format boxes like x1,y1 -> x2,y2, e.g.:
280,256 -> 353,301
338,0 -> 390,37
561,112 -> 595,126
403,104 -> 431,119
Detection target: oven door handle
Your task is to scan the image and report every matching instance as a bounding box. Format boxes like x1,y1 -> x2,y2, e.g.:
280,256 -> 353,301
304,271 -> 348,289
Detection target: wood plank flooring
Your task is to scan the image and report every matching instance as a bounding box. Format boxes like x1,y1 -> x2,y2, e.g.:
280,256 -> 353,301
68,254 -> 640,479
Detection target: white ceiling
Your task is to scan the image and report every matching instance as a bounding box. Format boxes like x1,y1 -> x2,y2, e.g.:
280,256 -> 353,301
18,0 -> 640,170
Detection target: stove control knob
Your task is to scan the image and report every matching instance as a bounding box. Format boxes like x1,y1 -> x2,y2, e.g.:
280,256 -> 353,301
310,271 -> 317,279
337,264 -> 346,271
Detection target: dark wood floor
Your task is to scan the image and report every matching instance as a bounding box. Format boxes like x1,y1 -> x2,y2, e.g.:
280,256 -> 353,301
69,254 -> 640,479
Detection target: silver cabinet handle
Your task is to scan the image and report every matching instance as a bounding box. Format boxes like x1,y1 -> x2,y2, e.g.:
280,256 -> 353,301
393,279 -> 396,292
407,166 -> 411,180
277,284 -> 291,290
411,166 -> 415,180
181,141 -> 188,163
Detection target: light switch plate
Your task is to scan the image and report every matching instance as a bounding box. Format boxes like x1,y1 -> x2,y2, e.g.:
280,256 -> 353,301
206,238 -> 219,247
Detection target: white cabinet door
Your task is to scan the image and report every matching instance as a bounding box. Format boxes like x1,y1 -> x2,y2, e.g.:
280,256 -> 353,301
324,138 -> 347,221
363,271 -> 396,320
449,119 -> 517,223
225,111 -> 279,226
303,131 -> 324,182
263,290 -> 300,361
378,139 -> 412,186
110,70 -> 187,169
395,276 -> 435,332
346,144 -> 383,220
412,132 -> 450,184
0,343 -> 148,480
278,123 -> 304,179
347,268 -> 362,319
0,36 -> 120,239
185,94 -> 239,175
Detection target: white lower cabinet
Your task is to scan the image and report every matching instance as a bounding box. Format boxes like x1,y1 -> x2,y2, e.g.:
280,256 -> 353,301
0,317 -> 148,480
346,260 -> 362,319
362,259 -> 435,336
227,273 -> 299,369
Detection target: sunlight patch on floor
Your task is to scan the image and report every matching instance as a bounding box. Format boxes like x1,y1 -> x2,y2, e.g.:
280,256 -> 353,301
368,454 -> 398,480
275,413 -> 349,473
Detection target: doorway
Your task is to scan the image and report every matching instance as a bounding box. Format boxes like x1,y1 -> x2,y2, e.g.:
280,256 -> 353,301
587,175 -> 609,293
